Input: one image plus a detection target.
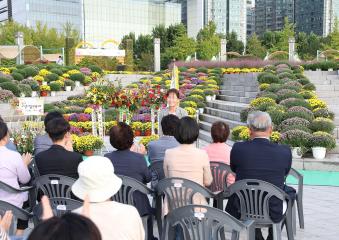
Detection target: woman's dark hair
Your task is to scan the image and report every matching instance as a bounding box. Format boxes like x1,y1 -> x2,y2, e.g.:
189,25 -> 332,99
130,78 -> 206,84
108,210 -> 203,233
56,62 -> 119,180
174,117 -> 199,144
27,213 -> 101,240
166,88 -> 180,98
44,111 -> 63,127
161,115 -> 180,136
46,118 -> 71,142
211,121 -> 230,143
109,122 -> 134,150
0,121 -> 8,141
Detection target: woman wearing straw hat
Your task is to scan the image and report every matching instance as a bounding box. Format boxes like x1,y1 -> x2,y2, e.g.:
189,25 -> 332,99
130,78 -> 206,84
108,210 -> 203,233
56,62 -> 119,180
72,156 -> 145,240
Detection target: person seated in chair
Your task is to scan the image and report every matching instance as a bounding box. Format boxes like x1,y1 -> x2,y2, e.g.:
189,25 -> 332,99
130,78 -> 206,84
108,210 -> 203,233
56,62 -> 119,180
35,118 -> 82,179
226,111 -> 296,240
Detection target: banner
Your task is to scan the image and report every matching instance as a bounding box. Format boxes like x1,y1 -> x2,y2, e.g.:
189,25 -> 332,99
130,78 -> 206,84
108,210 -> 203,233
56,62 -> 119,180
170,64 -> 179,90
18,98 -> 44,116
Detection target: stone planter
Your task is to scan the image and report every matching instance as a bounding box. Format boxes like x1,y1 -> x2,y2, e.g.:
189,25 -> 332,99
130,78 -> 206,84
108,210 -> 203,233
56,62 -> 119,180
312,147 -> 326,160
206,96 -> 213,101
291,147 -> 303,159
65,86 -> 72,92
51,91 -> 56,97
31,91 -> 38,97
75,81 -> 80,87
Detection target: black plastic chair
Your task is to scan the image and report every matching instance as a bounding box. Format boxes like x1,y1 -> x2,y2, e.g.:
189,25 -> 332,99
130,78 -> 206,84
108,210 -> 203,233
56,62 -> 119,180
112,175 -> 154,240
0,181 -> 35,211
32,197 -> 82,226
34,174 -> 76,199
155,177 -> 215,237
209,162 -> 234,210
227,179 -> 294,240
163,204 -> 255,240
287,168 -> 304,233
0,200 -> 32,235
28,157 -> 40,180
148,160 -> 165,189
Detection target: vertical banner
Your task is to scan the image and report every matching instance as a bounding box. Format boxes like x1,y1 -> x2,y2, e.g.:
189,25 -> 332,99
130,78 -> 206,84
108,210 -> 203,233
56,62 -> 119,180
97,106 -> 104,140
91,109 -> 97,137
151,108 -> 155,135
170,64 -> 179,90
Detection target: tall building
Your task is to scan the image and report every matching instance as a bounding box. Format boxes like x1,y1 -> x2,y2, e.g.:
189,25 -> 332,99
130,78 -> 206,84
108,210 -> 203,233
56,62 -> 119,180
185,0 -> 247,45
295,0 -> 339,36
0,0 -> 181,46
255,0 -> 294,36
246,0 -> 255,36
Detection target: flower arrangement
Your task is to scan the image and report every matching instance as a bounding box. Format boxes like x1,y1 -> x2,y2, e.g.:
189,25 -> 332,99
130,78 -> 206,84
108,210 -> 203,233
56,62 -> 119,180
0,90 -> 15,103
185,107 -> 196,116
38,69 -> 51,77
69,113 -> 91,122
280,129 -> 312,148
250,97 -> 276,108
139,135 -> 159,147
40,85 -> 51,92
308,131 -> 336,149
308,99 -> 327,110
231,126 -> 248,141
11,127 -> 43,154
84,107 -> 93,114
33,75 -> 44,82
91,72 -> 101,79
80,67 -> 92,76
62,73 -> 70,79
270,131 -> 281,143
139,84 -> 165,109
309,117 -> 335,134
67,69 -> 81,75
72,134 -> 103,154
0,67 -> 10,75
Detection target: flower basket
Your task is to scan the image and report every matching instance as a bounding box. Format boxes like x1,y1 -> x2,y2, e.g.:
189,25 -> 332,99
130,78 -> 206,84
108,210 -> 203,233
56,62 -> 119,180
40,91 -> 48,97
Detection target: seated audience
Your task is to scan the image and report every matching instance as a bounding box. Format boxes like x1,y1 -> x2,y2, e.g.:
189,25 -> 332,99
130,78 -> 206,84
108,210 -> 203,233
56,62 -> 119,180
0,116 -> 17,152
0,121 -> 32,236
34,111 -> 66,155
203,121 -> 235,185
225,111 -> 295,240
72,156 -> 145,240
35,118 -> 82,179
164,117 -> 213,206
104,123 -> 154,240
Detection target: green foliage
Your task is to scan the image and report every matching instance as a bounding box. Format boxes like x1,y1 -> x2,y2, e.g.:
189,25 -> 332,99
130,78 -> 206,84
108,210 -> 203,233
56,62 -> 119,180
280,129 -> 312,148
163,35 -> 196,66
303,83 -> 316,91
285,111 -> 314,122
11,72 -> 24,81
309,118 -> 335,133
23,66 -> 38,77
0,77 -> 11,84
296,32 -> 322,60
196,22 -> 220,60
50,68 -> 63,76
64,79 -> 75,88
313,108 -> 335,120
0,82 -> 20,96
266,105 -> 287,126
18,84 -> 32,96
70,73 -> 85,83
49,81 -> 62,91
88,65 -> 103,74
277,72 -> 296,80
257,73 -> 280,84
44,73 -> 59,82
279,98 -> 312,109
78,56 -> 115,71
309,131 -> 336,149
246,34 -> 267,59
226,31 -> 244,53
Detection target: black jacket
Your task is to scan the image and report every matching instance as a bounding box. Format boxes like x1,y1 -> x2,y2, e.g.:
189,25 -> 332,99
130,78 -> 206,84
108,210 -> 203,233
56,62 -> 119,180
226,138 -> 292,222
35,145 -> 82,179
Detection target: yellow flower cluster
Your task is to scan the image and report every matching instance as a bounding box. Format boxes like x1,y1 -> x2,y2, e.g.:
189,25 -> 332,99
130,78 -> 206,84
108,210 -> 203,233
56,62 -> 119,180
223,68 -> 263,74
308,99 -> 327,110
259,83 -> 270,91
270,131 -> 281,142
239,127 -> 250,140
67,69 -> 81,75
139,135 -> 159,147
184,107 -> 196,116
91,72 -> 101,78
72,134 -> 103,152
39,69 -> 51,76
55,80 -> 65,87
104,71 -> 154,75
250,97 -> 276,108
70,121 -> 118,132
39,85 -> 51,91
33,75 -> 44,82
62,73 -> 70,78
84,107 -> 93,114
153,76 -> 162,82
0,67 -> 10,75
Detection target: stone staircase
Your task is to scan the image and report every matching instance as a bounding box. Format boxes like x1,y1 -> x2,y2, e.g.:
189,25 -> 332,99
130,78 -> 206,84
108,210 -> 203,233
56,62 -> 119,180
304,70 -> 339,154
199,73 -> 259,143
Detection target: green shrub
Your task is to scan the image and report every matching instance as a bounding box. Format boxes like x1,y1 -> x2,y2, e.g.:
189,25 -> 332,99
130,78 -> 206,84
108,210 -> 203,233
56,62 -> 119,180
11,72 -> 24,81
280,129 -> 312,147
313,108 -> 335,120
280,125 -> 312,134
44,103 -> 57,113
0,77 -> 11,84
263,65 -> 276,72
50,68 -> 63,76
299,90 -> 316,99
64,80 -> 75,89
285,111 -> 314,122
309,131 -> 336,149
89,65 -> 103,74
266,105 -> 287,126
277,92 -> 303,103
22,79 -> 39,91
279,98 -> 312,109
231,126 -> 249,141
276,68 -> 293,74
184,96 -> 202,103
178,67 -> 188,72
45,73 -> 59,82
70,73 -> 85,83
49,81 -> 62,91
18,84 -> 32,97
280,117 -> 310,129
23,66 -> 38,77
277,72 -> 296,80
309,117 -> 335,133
266,83 -> 282,93
303,83 -> 316,91
0,82 -> 20,96
257,72 -> 280,84
197,67 -> 208,73
257,92 -> 278,101
196,102 -> 206,109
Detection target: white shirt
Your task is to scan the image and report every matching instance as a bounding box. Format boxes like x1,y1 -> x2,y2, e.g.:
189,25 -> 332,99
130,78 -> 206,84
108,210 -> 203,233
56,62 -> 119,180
74,201 -> 145,240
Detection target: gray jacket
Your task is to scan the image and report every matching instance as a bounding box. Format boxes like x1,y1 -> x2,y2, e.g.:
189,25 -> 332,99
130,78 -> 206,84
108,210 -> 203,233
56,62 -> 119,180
158,107 -> 188,136
34,134 -> 53,155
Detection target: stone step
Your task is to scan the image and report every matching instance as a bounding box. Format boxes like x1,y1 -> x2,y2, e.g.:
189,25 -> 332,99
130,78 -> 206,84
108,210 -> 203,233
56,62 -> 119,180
315,85 -> 336,91
220,85 -> 259,92
222,80 -> 259,87
219,90 -> 258,98
218,95 -> 252,104
206,100 -> 248,113
205,107 -> 241,122
318,98 -> 339,104
310,79 -> 339,85
316,91 -> 339,97
199,114 -> 245,130
334,117 -> 339,125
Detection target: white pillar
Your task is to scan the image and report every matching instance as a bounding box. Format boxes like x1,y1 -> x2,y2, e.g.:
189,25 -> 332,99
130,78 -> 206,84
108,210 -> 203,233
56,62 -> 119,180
15,32 -> 24,65
288,37 -> 295,62
154,38 -> 161,72
220,39 -> 227,61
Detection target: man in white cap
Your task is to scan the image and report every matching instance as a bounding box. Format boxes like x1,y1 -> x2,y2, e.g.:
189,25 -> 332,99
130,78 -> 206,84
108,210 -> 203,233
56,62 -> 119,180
72,156 -> 145,240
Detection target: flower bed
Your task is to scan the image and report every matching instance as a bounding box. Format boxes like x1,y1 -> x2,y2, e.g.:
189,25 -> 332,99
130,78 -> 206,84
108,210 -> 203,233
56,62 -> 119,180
232,62 -> 336,155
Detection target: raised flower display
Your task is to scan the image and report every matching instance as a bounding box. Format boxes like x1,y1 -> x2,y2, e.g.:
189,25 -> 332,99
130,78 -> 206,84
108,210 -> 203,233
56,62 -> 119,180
72,134 -> 104,156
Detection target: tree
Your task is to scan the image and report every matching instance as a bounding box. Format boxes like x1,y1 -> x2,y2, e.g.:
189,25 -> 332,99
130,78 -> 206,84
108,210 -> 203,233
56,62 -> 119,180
134,34 -> 153,59
246,33 -> 266,59
196,22 -> 220,60
62,22 -> 80,43
163,35 -> 196,67
152,25 -> 168,52
226,31 -> 244,54
0,21 -> 33,45
272,17 -> 295,52
323,17 -> 339,50
119,32 -> 135,50
260,31 -> 279,50
296,32 -> 321,60
166,23 -> 186,48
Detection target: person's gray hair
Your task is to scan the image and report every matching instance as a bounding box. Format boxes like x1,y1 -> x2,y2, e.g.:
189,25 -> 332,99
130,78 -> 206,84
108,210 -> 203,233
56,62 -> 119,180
247,111 -> 272,132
